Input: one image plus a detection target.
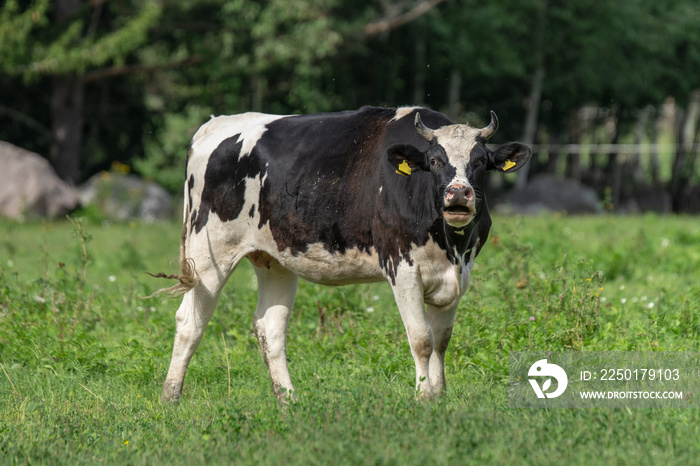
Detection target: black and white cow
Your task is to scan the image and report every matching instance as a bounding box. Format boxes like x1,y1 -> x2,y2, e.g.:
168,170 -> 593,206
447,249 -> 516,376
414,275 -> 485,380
157,106 -> 531,402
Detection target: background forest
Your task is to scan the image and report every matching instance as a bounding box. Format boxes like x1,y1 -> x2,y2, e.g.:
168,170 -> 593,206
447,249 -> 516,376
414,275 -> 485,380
2,0 -> 700,211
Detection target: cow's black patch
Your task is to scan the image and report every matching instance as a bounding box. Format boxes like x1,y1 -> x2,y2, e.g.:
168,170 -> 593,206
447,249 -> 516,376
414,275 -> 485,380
187,174 -> 195,209
190,208 -> 199,232
254,108 -> 391,258
194,134 -> 265,233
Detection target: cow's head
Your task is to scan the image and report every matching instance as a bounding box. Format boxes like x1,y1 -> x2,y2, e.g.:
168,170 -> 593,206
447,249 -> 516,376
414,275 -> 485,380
387,111 -> 531,228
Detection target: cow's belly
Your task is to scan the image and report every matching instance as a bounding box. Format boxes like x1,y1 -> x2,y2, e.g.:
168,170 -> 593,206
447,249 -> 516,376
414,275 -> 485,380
260,243 -> 386,286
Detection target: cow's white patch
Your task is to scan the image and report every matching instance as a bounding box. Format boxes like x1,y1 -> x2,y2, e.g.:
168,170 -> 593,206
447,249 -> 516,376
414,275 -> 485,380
181,181 -> 189,220
390,106 -> 423,122
237,114 -> 290,158
261,163 -> 270,186
188,209 -> 255,273
435,124 -> 481,177
274,243 -> 385,286
241,174 -> 263,221
411,239 -> 472,311
191,113 -> 289,162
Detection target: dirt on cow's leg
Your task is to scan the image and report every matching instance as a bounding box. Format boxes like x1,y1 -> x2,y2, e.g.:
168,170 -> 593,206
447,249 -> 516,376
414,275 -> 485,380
251,262 -> 299,403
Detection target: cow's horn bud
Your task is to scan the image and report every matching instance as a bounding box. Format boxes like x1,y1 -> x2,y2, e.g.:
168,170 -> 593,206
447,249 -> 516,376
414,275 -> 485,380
480,111 -> 499,140
414,113 -> 436,143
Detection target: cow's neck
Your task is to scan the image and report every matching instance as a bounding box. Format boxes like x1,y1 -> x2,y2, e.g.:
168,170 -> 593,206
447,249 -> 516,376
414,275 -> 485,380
433,216 -> 481,264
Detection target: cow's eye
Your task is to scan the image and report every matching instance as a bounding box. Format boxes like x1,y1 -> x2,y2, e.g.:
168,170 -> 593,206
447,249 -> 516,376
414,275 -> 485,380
430,157 -> 439,167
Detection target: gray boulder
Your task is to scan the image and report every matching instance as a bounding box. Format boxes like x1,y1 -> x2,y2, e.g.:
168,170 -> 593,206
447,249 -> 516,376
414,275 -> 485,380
0,141 -> 80,220
495,174 -> 602,214
78,171 -> 173,221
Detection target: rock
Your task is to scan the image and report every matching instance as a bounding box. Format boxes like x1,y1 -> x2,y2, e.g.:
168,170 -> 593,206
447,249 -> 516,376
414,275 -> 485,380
494,174 -> 602,214
0,141 -> 80,220
78,171 -> 173,221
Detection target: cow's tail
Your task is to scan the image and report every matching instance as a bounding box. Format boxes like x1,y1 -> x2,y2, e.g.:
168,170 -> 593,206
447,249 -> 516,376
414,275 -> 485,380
143,183 -> 200,298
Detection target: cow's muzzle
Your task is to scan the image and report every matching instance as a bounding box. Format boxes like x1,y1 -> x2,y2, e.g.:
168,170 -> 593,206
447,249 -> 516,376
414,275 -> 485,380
443,184 -> 475,227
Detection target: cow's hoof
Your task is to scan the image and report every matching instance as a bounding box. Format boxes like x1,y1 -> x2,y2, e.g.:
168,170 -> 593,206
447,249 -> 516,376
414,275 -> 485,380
274,386 -> 297,405
416,388 -> 436,401
162,383 -> 182,404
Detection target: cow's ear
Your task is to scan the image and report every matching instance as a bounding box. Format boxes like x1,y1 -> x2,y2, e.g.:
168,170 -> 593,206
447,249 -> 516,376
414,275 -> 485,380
386,144 -> 428,177
488,142 -> 532,173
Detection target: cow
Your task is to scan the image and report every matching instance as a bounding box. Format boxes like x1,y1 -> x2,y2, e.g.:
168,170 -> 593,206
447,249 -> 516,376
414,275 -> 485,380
154,106 -> 531,403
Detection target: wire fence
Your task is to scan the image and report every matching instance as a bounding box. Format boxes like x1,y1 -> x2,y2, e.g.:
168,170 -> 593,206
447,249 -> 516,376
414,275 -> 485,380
528,144 -> 678,154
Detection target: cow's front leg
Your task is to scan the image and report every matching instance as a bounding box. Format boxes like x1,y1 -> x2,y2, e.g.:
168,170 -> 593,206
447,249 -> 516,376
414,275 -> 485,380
392,273 -> 434,398
253,263 -> 299,402
426,304 -> 457,396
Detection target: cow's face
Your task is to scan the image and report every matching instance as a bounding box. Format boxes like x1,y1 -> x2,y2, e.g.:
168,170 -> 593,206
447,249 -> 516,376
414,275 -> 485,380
388,112 -> 531,228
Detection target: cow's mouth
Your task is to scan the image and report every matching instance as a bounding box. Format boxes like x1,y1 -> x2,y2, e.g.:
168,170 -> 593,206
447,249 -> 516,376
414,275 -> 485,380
444,205 -> 472,215
443,204 -> 474,225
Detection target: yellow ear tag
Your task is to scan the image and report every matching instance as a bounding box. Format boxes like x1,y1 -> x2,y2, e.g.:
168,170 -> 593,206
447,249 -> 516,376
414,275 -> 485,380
396,160 -> 412,177
502,159 -> 516,171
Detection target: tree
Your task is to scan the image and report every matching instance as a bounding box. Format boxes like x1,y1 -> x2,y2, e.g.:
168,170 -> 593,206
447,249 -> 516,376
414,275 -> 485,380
1,0 -> 161,183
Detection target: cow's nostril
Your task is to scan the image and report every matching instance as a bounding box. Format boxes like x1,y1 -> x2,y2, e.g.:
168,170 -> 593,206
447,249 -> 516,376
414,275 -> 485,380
446,184 -> 472,201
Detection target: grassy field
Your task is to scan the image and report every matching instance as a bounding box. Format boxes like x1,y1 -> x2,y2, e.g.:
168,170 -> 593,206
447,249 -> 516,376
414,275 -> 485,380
1,214 -> 700,464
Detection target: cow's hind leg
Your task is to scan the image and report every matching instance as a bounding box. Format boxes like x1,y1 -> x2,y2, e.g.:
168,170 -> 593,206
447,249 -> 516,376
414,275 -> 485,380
252,262 -> 299,401
162,251 -> 243,403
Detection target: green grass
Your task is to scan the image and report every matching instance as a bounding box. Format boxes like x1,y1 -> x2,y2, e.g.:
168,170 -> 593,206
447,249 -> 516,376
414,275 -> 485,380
1,214 -> 700,464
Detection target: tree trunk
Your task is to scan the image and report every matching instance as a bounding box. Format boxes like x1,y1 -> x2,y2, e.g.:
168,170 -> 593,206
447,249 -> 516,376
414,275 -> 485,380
670,91 -> 700,212
565,150 -> 580,180
517,0 -> 547,188
565,111 -> 582,180
412,26 -> 426,105
604,117 -> 621,209
50,75 -> 84,184
446,69 -> 461,121
670,108 -> 687,212
50,0 -> 83,184
517,66 -> 544,188
544,132 -> 560,174
649,110 -> 660,184
631,106 -> 651,183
